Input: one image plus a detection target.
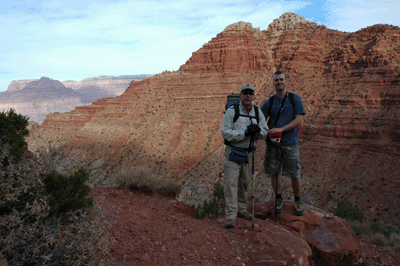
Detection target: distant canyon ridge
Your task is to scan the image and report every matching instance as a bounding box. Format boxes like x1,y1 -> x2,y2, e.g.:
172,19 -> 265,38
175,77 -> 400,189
0,75 -> 152,123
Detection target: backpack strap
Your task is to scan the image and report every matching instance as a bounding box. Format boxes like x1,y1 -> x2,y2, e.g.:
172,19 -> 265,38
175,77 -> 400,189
225,105 -> 260,146
288,92 -> 294,107
267,92 -> 295,127
254,105 -> 259,124
267,95 -> 274,127
233,105 -> 259,124
233,105 -> 240,124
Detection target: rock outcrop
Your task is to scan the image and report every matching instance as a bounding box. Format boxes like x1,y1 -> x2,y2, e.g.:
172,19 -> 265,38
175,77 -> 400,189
94,187 -> 386,265
27,13 -> 400,227
251,201 -> 363,265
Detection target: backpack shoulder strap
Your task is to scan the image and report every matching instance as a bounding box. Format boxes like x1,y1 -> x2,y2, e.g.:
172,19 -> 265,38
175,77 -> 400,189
233,104 -> 240,123
268,93 -> 294,113
288,92 -> 294,107
254,105 -> 259,124
267,95 -> 275,118
233,104 -> 259,124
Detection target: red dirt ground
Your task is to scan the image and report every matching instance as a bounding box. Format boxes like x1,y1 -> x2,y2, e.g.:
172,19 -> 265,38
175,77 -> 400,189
91,188 -> 400,266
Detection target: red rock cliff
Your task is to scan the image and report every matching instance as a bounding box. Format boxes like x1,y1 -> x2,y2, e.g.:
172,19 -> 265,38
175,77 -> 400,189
28,13 -> 400,226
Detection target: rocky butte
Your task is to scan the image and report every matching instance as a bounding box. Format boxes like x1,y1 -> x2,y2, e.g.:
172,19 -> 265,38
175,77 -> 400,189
1,75 -> 152,123
27,12 -> 400,233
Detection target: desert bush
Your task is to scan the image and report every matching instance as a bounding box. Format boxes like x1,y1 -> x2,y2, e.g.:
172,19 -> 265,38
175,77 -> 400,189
0,149 -> 114,265
193,181 -> 225,220
390,233 -> 400,251
334,199 -> 364,222
348,220 -> 370,236
43,167 -> 94,217
370,233 -> 390,247
0,109 -> 29,166
348,217 -> 400,249
370,221 -> 385,235
111,167 -> 181,197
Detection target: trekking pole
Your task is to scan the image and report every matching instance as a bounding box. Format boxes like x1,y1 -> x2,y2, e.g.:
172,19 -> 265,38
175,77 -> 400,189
251,139 -> 255,229
248,120 -> 256,230
275,146 -> 279,222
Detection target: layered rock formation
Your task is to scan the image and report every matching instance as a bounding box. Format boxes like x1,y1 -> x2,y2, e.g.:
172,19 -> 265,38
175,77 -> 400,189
0,77 -> 83,123
1,75 -> 152,123
27,13 -> 400,226
62,75 -> 153,98
6,75 -> 152,94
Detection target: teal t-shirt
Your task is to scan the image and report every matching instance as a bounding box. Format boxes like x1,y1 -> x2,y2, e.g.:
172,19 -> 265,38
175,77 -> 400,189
261,93 -> 305,146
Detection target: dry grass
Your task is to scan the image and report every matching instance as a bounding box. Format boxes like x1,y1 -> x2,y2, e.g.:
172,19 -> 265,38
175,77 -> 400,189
349,220 -> 400,250
110,167 -> 181,198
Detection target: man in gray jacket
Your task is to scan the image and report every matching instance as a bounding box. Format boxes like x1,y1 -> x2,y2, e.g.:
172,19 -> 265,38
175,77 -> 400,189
221,84 -> 269,228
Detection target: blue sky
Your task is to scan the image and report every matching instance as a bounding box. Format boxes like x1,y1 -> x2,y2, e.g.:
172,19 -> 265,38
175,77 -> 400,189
1,0 -> 399,92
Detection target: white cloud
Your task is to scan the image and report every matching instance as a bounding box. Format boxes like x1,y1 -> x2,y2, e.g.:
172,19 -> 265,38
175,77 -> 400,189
318,0 -> 400,31
0,0 -> 399,91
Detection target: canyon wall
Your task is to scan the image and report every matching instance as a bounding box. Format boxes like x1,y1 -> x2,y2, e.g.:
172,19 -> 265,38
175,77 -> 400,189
27,13 -> 400,225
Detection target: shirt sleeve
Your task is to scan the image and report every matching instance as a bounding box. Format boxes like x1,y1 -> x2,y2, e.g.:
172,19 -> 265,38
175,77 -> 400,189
293,93 -> 305,116
260,99 -> 270,118
221,108 -> 246,142
256,109 -> 269,140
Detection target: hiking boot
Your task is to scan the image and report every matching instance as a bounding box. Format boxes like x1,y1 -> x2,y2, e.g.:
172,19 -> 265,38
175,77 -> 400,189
293,201 -> 304,216
275,198 -> 283,214
225,219 -> 235,228
237,211 -> 253,220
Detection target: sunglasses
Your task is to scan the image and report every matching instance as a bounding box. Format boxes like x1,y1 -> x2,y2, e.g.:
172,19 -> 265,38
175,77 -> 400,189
242,91 -> 254,95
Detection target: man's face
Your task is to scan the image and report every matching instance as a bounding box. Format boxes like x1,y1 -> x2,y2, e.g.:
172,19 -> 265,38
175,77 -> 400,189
240,89 -> 255,106
273,74 -> 286,91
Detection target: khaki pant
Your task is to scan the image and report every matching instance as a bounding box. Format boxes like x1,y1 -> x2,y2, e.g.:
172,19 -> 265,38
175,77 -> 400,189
224,146 -> 253,220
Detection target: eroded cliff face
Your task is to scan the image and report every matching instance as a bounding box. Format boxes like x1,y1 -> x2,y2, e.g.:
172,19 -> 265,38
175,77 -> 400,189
27,13 -> 400,225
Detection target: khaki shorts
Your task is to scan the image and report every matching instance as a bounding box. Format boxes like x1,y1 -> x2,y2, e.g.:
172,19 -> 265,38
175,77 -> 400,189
264,142 -> 301,179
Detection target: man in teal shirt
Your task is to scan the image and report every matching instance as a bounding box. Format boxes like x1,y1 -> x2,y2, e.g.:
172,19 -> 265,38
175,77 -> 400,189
261,71 -> 306,216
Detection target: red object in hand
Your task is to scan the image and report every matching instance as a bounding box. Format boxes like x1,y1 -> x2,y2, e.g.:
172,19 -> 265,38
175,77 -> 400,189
268,132 -> 282,146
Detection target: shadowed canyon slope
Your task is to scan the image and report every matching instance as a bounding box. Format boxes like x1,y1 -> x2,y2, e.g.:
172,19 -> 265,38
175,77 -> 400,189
27,13 -> 400,226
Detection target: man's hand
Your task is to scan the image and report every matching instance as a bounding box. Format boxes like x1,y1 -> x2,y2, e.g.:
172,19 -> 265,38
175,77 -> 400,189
268,127 -> 282,136
246,124 -> 261,136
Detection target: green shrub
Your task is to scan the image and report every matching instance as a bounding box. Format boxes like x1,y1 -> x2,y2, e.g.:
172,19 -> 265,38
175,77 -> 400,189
370,221 -> 385,235
334,200 -> 364,222
194,181 -> 225,220
43,168 -> 94,217
0,109 -> 29,166
351,221 -> 400,249
0,110 -> 113,265
0,156 -> 113,265
370,221 -> 400,238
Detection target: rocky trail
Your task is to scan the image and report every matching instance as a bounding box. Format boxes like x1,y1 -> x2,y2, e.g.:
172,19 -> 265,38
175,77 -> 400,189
91,188 -> 400,265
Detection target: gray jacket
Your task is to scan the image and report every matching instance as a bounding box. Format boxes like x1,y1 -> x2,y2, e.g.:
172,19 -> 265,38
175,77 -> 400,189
221,102 -> 269,149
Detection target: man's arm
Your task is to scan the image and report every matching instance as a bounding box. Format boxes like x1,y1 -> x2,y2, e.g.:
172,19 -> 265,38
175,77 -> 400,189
268,114 -> 304,135
221,109 -> 246,142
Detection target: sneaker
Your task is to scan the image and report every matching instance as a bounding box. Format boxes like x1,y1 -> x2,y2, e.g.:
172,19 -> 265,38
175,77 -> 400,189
275,198 -> 283,214
237,211 -> 253,220
225,219 -> 236,228
293,201 -> 304,216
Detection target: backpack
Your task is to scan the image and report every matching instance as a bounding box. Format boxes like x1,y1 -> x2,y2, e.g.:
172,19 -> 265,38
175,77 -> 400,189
225,93 -> 259,124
